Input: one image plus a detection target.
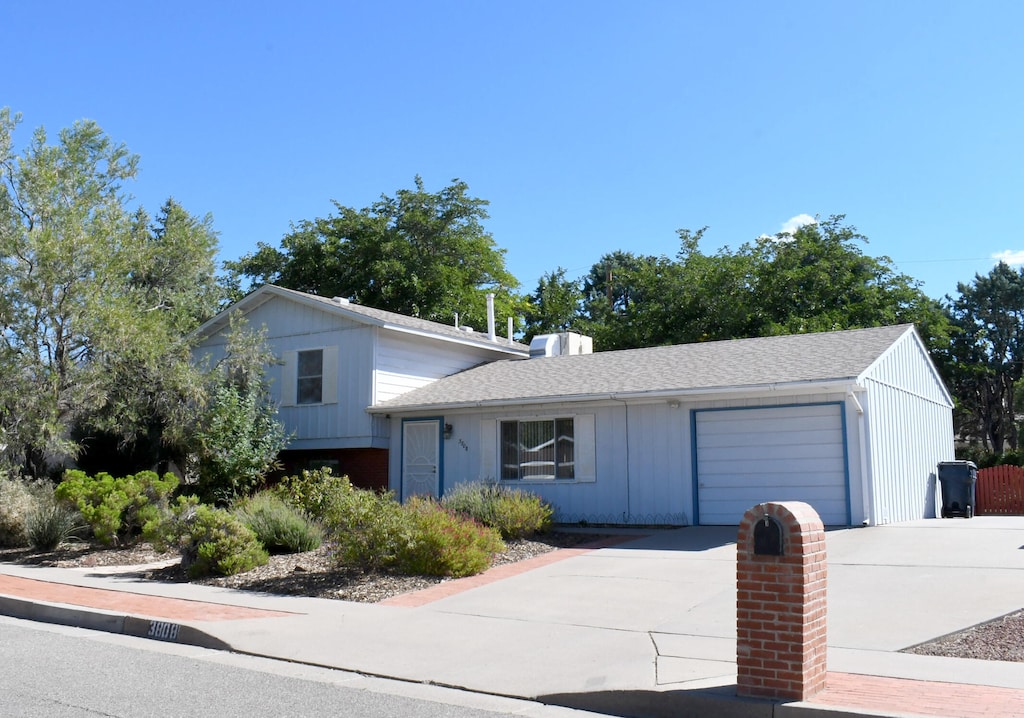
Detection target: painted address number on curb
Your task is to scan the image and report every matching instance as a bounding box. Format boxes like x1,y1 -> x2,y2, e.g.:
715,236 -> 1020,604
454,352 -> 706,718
147,621 -> 181,642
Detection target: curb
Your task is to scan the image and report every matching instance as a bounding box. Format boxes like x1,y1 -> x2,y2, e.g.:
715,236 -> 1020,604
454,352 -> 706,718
0,593 -> 925,718
0,594 -> 231,651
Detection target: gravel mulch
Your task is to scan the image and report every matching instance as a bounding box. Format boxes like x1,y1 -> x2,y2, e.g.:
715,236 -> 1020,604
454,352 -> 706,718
0,532 -> 606,605
903,609 -> 1024,663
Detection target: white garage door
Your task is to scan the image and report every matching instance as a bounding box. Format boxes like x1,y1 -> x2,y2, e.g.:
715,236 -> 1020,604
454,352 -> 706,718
695,404 -> 849,526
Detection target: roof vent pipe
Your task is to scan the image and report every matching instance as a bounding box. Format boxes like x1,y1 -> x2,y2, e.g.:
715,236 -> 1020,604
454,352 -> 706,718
486,293 -> 496,341
508,316 -> 514,345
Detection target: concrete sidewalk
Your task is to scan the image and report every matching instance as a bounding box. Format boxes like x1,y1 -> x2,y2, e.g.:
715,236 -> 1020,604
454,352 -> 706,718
2,518 -> 1024,718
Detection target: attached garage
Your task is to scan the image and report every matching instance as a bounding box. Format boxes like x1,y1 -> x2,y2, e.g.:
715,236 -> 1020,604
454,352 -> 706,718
374,324 -> 956,527
694,404 -> 850,526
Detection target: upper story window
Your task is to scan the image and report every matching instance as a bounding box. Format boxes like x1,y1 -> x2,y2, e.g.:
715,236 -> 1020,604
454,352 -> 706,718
297,349 -> 323,404
500,418 -> 575,480
281,346 -> 337,406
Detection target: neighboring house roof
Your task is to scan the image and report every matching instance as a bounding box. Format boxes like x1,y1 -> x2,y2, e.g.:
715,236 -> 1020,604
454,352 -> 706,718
193,284 -> 529,356
371,324 -> 938,412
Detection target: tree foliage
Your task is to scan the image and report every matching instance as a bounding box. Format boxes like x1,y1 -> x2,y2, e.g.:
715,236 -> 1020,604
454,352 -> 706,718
939,262 -> 1024,451
744,216 -> 943,338
524,267 -> 584,340
0,109 -> 223,476
190,318 -> 289,503
577,250 -> 678,350
226,176 -> 523,331
0,109 -> 136,472
532,216 -> 944,353
79,200 -> 222,462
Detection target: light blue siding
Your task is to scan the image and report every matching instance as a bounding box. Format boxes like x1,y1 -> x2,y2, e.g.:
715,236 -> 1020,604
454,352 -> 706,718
861,331 -> 954,524
694,404 -> 849,526
375,333 -> 514,404
194,293 -> 525,454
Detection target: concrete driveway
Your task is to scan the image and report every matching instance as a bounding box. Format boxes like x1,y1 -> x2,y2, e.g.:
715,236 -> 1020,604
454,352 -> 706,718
405,517 -> 1024,692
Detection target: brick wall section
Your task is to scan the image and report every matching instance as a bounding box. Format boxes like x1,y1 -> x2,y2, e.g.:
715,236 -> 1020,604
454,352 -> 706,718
277,448 -> 390,492
736,501 -> 827,702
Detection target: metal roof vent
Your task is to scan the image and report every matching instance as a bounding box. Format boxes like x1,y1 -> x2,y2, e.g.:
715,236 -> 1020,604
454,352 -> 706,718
332,296 -> 350,305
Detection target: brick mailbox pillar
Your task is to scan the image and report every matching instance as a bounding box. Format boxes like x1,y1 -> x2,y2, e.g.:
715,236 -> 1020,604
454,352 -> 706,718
736,501 -> 827,702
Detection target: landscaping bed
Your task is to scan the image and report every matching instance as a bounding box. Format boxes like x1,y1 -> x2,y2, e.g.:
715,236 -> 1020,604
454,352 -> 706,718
0,531 -> 603,603
903,609 -> 1024,663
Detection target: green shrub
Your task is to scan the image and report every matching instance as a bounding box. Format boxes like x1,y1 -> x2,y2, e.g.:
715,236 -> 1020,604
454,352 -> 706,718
143,495 -> 199,551
26,500 -> 84,551
487,492 -> 554,539
274,471 -> 506,577
956,446 -> 1024,469
55,470 -> 179,546
271,467 -> 353,520
329,488 -> 415,571
398,497 -> 504,577
0,475 -> 50,548
438,481 -> 493,522
441,481 -> 553,539
191,319 -> 290,504
273,468 -> 412,569
233,492 -> 323,554
156,499 -> 268,578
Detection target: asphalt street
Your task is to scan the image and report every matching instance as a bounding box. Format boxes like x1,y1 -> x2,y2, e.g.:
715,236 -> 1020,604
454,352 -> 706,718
0,616 -> 596,718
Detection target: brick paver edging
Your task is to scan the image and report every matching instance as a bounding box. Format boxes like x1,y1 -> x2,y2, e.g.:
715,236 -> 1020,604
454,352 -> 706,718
812,672 -> 1024,718
0,574 -> 294,621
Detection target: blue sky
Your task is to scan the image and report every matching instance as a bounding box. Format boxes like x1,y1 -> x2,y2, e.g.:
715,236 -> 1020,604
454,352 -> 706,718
5,1 -> 1022,301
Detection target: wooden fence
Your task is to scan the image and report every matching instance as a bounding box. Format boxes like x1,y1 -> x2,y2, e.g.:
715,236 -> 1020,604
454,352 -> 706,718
976,465 -> 1024,515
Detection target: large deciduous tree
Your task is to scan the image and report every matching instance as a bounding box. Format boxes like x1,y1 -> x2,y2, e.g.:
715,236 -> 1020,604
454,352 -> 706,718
226,176 -> 523,331
744,216 -> 942,338
579,250 -> 689,350
535,216 -> 943,353
76,200 -> 223,470
0,109 -> 222,475
524,267 -> 584,340
575,229 -> 761,349
940,262 -> 1024,451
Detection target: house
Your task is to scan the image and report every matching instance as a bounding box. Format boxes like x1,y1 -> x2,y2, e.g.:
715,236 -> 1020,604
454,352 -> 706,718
197,286 -> 954,526
370,323 -> 955,526
191,285 -> 528,490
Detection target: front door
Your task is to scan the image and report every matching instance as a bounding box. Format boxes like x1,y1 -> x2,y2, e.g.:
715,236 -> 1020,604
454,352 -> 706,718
402,419 -> 441,499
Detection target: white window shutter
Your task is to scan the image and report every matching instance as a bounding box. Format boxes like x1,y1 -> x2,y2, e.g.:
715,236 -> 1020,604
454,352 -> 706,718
479,419 -> 497,481
281,351 -> 297,406
321,345 -> 339,404
575,414 -> 596,482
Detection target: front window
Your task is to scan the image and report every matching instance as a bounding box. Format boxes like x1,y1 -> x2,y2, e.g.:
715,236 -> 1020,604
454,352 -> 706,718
297,349 -> 323,404
500,418 -> 574,480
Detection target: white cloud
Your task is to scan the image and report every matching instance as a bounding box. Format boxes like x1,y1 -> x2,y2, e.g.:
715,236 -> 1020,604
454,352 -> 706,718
780,213 -> 817,235
992,250 -> 1024,267
759,214 -> 817,243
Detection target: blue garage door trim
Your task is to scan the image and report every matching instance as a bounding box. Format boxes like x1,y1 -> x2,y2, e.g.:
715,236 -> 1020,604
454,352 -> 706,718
691,402 -> 852,526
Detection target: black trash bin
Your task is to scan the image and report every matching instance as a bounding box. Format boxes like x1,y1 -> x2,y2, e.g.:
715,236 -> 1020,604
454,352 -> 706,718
937,461 -> 977,518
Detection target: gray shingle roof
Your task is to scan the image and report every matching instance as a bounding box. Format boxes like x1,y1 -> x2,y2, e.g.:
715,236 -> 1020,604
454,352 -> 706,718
372,324 -> 916,411
196,284 -> 528,354
294,288 -> 528,351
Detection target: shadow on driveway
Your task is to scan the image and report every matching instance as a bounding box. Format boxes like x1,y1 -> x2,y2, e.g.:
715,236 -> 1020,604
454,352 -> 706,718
595,526 -> 738,553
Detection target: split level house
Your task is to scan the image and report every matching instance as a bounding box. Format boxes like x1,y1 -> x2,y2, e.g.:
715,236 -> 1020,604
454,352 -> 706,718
193,284 -> 955,527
